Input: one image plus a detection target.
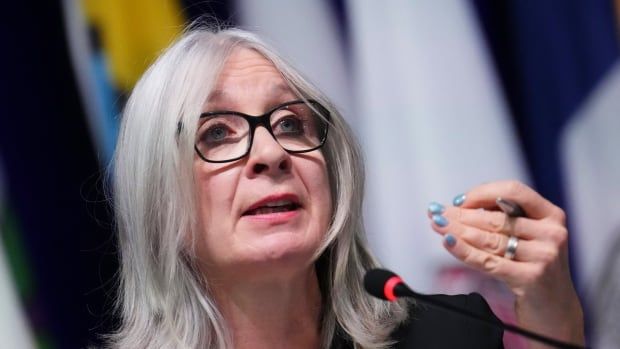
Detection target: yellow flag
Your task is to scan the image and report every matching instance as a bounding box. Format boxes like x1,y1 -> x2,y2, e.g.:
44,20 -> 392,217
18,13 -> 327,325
81,0 -> 184,91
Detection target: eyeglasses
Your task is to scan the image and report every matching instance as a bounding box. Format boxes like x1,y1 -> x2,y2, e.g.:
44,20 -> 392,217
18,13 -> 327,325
195,100 -> 330,163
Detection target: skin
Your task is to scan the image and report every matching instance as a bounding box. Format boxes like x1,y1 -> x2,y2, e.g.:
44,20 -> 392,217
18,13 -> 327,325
193,47 -> 332,349
429,180 -> 585,348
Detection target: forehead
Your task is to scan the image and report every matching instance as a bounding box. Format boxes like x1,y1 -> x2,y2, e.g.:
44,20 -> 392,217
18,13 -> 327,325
206,47 -> 294,106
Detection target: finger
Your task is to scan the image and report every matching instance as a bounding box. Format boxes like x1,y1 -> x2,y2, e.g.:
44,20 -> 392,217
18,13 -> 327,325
431,217 -> 555,261
459,227 -> 560,262
442,233 -> 540,284
444,206 -> 559,241
455,180 -> 564,221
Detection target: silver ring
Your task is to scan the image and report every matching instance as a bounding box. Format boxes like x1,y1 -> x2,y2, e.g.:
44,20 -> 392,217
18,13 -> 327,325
504,235 -> 519,260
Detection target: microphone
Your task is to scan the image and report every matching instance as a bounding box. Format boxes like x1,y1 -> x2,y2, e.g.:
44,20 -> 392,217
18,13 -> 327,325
364,268 -> 587,349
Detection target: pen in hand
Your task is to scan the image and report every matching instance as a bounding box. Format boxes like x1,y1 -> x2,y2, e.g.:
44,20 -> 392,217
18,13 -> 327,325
496,197 -> 525,218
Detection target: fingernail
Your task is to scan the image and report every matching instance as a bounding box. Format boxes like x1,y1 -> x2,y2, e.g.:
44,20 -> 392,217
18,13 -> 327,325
445,234 -> 457,247
432,214 -> 449,227
453,194 -> 466,206
428,202 -> 445,215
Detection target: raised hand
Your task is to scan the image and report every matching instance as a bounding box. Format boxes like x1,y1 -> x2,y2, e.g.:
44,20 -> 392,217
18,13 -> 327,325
428,180 -> 585,348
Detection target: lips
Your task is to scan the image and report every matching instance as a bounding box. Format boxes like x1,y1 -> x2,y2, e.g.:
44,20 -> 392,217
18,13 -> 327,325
242,194 -> 301,216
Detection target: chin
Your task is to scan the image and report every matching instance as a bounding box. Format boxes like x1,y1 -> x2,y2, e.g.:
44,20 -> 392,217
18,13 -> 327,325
255,232 -> 317,260
236,233 -> 320,276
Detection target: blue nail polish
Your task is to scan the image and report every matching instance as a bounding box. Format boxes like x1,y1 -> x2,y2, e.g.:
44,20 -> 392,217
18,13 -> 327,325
428,202 -> 445,215
445,234 -> 457,247
453,194 -> 466,206
432,214 -> 449,227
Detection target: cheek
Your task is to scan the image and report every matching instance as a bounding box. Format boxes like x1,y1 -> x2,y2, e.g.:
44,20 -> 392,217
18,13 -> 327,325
304,157 -> 333,227
318,171 -> 333,215
194,163 -> 239,241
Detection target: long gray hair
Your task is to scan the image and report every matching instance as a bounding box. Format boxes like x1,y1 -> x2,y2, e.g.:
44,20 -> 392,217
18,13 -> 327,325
109,25 -> 409,349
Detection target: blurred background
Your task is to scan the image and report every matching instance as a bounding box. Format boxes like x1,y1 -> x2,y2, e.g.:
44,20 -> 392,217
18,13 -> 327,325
1,0 -> 619,348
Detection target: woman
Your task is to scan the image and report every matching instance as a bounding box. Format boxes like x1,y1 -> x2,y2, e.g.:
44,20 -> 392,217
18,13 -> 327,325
109,25 -> 584,348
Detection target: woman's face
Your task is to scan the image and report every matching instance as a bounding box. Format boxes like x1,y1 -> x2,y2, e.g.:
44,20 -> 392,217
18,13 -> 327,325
193,47 -> 332,281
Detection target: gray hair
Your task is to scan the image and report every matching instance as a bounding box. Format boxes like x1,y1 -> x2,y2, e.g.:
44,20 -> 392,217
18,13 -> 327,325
108,25 -> 409,349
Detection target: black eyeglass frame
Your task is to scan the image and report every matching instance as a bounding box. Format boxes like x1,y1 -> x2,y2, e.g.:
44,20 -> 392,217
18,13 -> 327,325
194,99 -> 331,163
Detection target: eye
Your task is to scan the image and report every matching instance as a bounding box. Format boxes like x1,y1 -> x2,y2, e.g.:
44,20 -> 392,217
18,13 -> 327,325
206,125 -> 229,141
200,122 -> 238,146
273,115 -> 304,135
198,112 -> 249,144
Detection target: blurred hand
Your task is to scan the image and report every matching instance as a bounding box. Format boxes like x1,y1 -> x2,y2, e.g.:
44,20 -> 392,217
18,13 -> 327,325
428,180 -> 585,348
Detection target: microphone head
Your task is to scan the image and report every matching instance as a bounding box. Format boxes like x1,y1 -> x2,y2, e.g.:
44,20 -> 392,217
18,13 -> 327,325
364,268 -> 403,301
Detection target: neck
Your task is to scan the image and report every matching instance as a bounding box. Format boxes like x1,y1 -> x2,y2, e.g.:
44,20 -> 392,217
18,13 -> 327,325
210,267 -> 323,349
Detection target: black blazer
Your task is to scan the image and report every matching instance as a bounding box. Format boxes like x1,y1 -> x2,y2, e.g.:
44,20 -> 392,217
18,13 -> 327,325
391,293 -> 504,348
334,293 -> 504,348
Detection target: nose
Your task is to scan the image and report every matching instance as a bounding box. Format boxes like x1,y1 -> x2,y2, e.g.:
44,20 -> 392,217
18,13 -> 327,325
245,126 -> 291,177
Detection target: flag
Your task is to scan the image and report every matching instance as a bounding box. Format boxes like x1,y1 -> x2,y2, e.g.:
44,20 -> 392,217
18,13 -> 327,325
561,62 -> 620,349
63,0 -> 185,165
0,162 -> 35,349
346,0 -> 528,292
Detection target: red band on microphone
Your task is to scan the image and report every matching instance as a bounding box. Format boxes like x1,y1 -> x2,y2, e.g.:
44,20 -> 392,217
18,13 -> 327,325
384,276 -> 403,301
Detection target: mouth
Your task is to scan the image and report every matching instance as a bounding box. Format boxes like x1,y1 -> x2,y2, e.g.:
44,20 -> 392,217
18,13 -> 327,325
243,195 -> 302,216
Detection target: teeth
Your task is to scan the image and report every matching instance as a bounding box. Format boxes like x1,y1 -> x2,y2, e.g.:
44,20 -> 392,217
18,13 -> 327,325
244,199 -> 299,216
253,206 -> 293,215
264,200 -> 293,207
245,201 -> 299,215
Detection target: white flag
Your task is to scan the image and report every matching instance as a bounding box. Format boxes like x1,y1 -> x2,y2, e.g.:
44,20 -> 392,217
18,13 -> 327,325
346,0 -> 529,292
561,61 -> 620,349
